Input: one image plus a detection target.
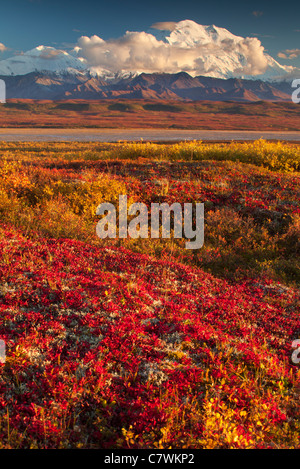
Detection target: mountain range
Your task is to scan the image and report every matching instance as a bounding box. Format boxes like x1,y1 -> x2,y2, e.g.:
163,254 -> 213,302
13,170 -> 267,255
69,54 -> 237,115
1,70 -> 294,102
0,21 -> 298,101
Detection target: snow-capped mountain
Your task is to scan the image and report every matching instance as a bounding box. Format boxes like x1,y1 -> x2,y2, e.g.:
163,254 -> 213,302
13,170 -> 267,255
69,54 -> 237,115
146,21 -> 296,81
0,20 -> 300,89
0,46 -> 88,76
148,22 -> 243,47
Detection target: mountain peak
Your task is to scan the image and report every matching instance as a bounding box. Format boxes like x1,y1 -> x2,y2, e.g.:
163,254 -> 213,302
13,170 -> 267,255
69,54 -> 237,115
0,46 -> 87,76
149,20 -> 242,47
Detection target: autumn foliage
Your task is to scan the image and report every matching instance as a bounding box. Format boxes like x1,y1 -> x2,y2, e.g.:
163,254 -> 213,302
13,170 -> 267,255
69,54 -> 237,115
0,139 -> 299,448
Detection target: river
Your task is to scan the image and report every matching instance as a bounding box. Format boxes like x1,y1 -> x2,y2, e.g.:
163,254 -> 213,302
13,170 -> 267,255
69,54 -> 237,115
0,128 -> 299,142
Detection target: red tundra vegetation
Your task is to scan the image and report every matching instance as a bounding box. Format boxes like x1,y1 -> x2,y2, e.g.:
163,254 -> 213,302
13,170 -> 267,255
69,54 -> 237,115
0,99 -> 299,130
0,139 -> 299,448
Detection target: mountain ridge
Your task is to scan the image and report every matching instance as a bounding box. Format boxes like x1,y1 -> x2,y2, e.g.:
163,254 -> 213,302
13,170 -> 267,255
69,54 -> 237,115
1,70 -> 293,102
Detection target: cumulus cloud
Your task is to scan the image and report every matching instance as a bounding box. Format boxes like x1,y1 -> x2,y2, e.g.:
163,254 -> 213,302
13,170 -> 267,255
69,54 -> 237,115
235,37 -> 268,75
278,49 -> 300,59
75,21 -> 269,77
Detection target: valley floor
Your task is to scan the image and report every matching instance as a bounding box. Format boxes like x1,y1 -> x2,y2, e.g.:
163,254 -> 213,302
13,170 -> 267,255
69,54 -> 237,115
0,99 -> 299,131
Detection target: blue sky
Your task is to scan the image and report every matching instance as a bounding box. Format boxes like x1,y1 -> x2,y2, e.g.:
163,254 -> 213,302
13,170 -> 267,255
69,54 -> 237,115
0,0 -> 299,67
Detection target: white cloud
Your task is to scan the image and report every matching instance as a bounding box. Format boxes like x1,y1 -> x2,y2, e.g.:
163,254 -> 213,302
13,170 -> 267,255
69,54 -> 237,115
75,21 -> 269,77
235,37 -> 268,75
39,49 -> 66,60
150,22 -> 177,31
278,49 -> 300,60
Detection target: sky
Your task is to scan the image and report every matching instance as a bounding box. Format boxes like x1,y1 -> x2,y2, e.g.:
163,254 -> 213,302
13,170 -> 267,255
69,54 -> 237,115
0,0 -> 299,69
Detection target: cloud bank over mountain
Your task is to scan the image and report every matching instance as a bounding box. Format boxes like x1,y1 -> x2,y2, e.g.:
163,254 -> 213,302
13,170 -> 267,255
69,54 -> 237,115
74,20 -> 292,80
0,20 -> 298,81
